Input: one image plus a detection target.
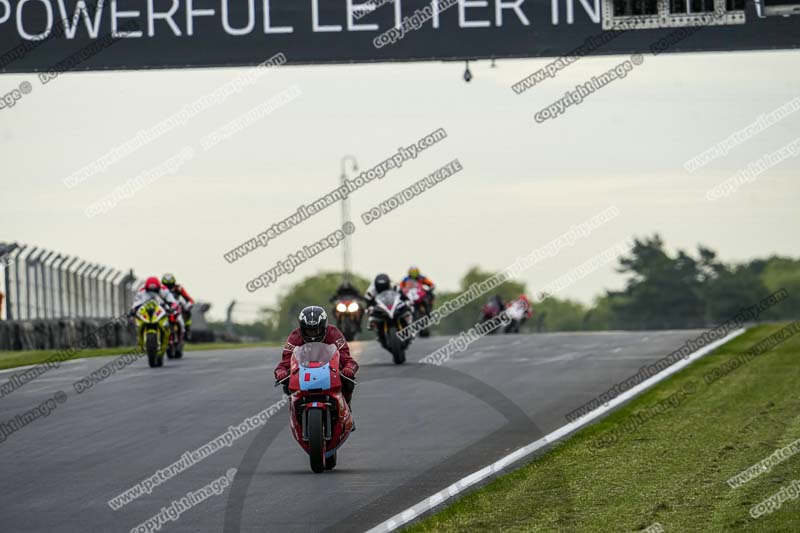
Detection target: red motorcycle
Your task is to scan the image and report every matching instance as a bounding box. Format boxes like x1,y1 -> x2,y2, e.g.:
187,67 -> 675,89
400,280 -> 432,338
479,299 -> 503,334
277,342 -> 355,473
165,303 -> 185,359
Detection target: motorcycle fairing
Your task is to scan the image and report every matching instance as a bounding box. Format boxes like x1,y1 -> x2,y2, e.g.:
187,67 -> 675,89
300,365 -> 332,391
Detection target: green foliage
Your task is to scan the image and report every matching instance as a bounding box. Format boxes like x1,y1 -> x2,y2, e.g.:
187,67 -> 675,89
582,295 -> 620,331
609,235 -> 707,329
607,237 -> 800,329
757,257 -> 800,319
528,297 -> 587,332
701,266 -> 769,323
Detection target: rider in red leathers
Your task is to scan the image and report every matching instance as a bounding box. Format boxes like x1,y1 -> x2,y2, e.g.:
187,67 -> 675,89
274,306 -> 359,410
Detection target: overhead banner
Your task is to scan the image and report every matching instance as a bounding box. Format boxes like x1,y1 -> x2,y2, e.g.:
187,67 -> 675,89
0,0 -> 799,72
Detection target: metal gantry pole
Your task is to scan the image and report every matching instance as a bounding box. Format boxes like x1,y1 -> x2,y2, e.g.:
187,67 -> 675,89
64,257 -> 80,317
0,243 -> 19,320
43,252 -> 58,319
121,270 -> 136,312
86,265 -> 100,318
39,251 -> 55,319
70,260 -> 85,317
13,244 -> 27,320
77,263 -> 93,318
101,269 -> 115,317
109,271 -> 122,317
93,266 -> 107,318
31,249 -> 47,319
55,256 -> 70,318
25,247 -> 39,320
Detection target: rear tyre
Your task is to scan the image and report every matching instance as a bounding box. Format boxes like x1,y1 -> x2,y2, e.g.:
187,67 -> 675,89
308,409 -> 325,473
419,328 -> 430,338
175,345 -> 183,359
146,332 -> 159,368
325,451 -> 337,470
166,345 -> 175,359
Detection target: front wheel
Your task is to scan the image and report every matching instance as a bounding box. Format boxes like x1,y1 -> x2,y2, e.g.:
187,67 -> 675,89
342,318 -> 357,342
307,409 -> 325,474
387,328 -> 406,365
325,451 -> 337,470
146,332 -> 159,367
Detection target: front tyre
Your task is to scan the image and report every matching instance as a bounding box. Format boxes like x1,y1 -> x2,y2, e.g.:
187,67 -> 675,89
342,318 -> 357,342
387,328 -> 406,365
325,451 -> 337,470
146,332 -> 159,368
307,409 -> 325,473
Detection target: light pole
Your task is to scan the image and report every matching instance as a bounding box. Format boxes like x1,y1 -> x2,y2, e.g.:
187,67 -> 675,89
340,155 -> 358,283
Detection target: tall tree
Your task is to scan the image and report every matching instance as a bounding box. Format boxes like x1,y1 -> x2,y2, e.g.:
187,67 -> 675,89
609,235 -> 706,329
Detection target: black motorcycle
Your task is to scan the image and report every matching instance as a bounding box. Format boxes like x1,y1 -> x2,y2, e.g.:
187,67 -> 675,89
369,289 -> 412,364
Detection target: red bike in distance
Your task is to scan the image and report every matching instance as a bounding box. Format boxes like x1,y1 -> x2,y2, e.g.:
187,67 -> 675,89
165,303 -> 185,359
479,298 -> 503,334
276,343 -> 355,473
400,279 -> 433,338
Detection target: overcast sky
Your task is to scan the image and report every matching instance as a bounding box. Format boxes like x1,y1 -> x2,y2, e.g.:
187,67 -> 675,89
1,49 -> 798,321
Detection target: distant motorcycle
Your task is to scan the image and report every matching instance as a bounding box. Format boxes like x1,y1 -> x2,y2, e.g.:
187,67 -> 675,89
504,298 -> 531,334
401,280 -> 433,338
277,342 -> 355,473
479,300 -> 503,334
370,289 -> 412,364
134,301 -> 169,367
333,299 -> 362,342
181,301 -> 194,340
166,304 -> 185,360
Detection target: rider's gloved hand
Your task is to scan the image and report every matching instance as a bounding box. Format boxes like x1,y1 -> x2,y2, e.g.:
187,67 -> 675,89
341,367 -> 355,379
275,368 -> 288,382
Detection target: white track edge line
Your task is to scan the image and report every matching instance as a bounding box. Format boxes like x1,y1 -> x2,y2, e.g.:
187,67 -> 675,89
364,328 -> 746,533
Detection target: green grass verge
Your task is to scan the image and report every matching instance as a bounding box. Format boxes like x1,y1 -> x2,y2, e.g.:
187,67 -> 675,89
406,323 -> 800,533
0,341 -> 280,371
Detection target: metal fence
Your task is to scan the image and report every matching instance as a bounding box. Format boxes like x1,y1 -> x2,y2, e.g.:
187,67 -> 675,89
0,242 -> 137,320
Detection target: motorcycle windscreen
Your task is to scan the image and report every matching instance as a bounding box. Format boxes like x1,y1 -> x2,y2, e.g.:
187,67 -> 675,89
376,290 -> 398,309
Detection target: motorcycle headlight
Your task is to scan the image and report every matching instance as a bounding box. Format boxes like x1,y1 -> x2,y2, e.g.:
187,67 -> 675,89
347,302 -> 359,312
336,303 -> 347,312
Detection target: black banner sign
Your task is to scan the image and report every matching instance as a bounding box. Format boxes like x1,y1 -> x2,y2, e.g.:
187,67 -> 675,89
0,0 -> 798,73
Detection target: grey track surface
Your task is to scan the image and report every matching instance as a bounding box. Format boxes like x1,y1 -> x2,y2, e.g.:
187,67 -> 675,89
0,330 -> 707,532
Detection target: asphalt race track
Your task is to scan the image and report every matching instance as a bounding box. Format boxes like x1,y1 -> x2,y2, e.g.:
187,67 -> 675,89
0,331 -> 708,532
